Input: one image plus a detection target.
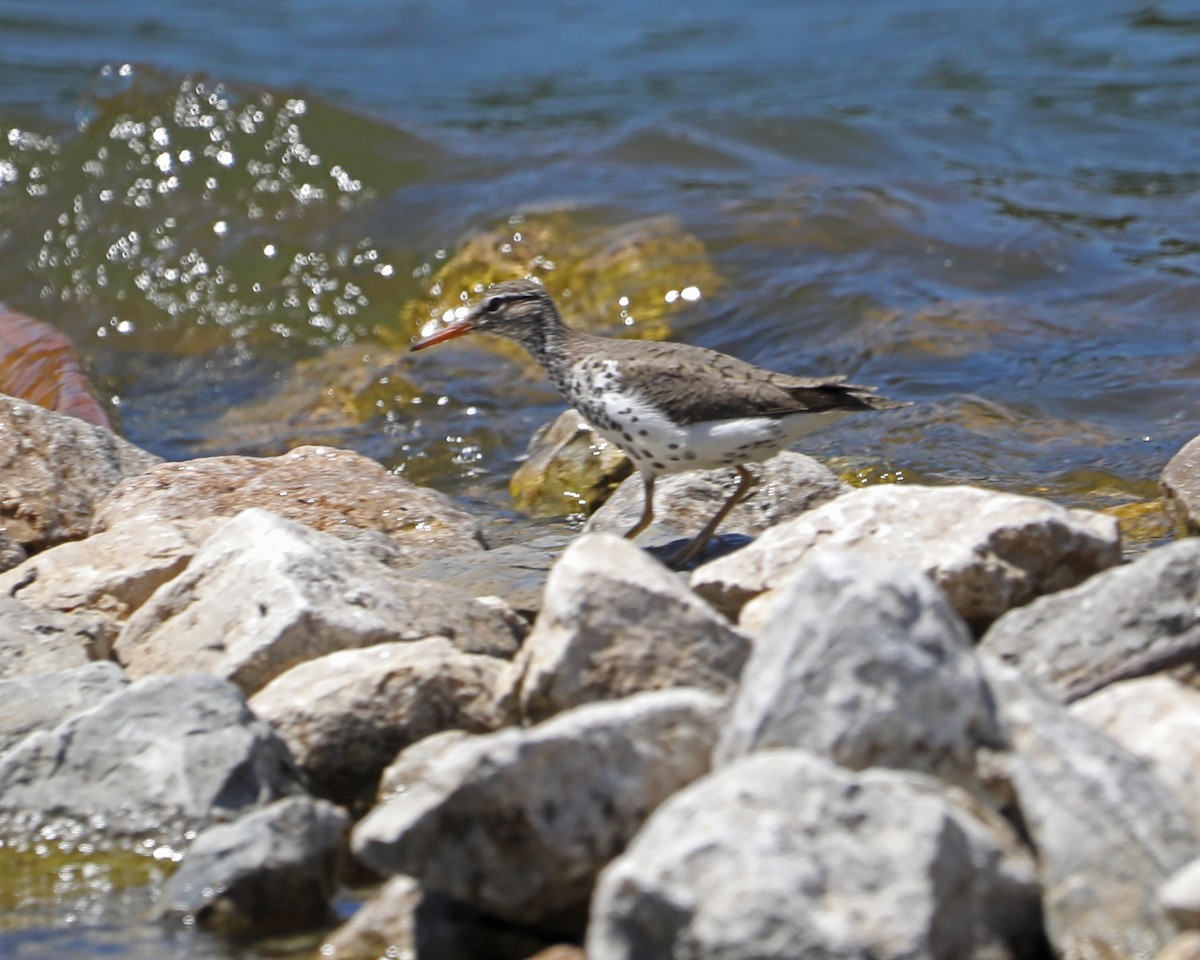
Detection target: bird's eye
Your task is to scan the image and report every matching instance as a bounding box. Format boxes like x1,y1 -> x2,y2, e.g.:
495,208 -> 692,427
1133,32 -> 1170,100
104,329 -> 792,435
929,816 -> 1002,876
483,298 -> 501,314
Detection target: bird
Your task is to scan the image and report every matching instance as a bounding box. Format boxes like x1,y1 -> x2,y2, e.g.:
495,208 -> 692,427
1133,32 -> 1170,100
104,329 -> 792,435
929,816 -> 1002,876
410,278 -> 906,567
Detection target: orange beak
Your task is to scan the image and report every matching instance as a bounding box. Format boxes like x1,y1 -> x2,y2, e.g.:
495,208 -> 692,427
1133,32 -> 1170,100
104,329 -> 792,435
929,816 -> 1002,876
410,317 -> 476,352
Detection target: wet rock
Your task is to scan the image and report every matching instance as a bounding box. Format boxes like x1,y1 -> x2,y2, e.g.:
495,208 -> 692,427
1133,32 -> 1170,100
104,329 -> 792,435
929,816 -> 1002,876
0,393 -> 160,551
154,796 -> 348,934
716,550 -> 1000,793
115,509 -> 523,695
1071,675 -> 1200,835
510,409 -> 632,518
249,639 -> 509,810
0,517 -> 218,623
320,875 -> 554,960
0,596 -> 110,679
1161,858 -> 1200,931
980,656 -> 1199,958
587,750 -> 1044,960
692,483 -> 1120,631
1164,435 -> 1200,535
91,445 -> 483,567
505,534 -> 749,724
0,673 -> 303,836
0,660 -> 127,757
587,451 -> 847,545
981,539 -> 1200,702
352,689 -> 724,935
402,534 -> 572,617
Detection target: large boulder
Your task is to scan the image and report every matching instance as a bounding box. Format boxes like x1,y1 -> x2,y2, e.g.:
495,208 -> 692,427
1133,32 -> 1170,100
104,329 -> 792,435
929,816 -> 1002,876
114,509 -> 523,694
0,673 -> 303,838
504,534 -> 749,723
981,656 -> 1199,958
249,638 -> 508,809
716,550 -> 1000,795
691,484 -> 1120,631
352,689 -> 724,935
981,539 -> 1200,702
0,393 -> 160,551
587,750 -> 1044,960
0,660 -> 127,757
0,596 -> 110,679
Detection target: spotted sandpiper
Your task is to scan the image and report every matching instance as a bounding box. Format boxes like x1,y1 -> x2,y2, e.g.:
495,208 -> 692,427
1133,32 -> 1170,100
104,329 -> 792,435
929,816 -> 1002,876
411,278 -> 906,566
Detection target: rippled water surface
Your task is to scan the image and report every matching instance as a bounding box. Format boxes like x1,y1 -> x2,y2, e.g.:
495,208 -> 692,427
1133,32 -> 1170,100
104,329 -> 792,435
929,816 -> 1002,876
2,0 -> 1199,952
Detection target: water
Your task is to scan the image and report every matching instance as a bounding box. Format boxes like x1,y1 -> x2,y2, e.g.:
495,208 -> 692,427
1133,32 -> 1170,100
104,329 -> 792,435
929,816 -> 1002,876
2,0 -> 1199,951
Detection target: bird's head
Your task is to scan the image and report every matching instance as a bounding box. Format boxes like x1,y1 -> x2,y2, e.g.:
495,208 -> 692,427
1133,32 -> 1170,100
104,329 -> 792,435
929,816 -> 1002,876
410,278 -> 561,355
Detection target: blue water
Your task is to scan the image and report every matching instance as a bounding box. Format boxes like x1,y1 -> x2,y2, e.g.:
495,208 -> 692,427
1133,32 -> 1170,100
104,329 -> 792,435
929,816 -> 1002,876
2,0 -> 1200,953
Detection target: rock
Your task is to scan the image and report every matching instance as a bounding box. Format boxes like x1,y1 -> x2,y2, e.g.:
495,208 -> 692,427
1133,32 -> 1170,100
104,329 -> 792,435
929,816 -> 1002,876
691,483 -> 1121,631
587,750 -> 1044,960
980,655 -> 1199,958
91,445 -> 483,566
352,689 -> 724,935
115,509 -> 524,695
0,530 -> 24,574
0,393 -> 160,550
505,534 -> 749,724
249,639 -> 509,810
587,451 -> 847,544
0,673 -> 303,837
402,534 -> 572,617
0,660 -> 127,757
1157,932 -> 1200,960
0,596 -> 111,679
320,875 -> 554,960
1164,435 -> 1200,535
1071,676 -> 1200,836
1161,858 -> 1200,930
376,730 -> 475,802
715,550 -> 1000,793
154,796 -> 348,934
510,409 -> 632,517
981,539 -> 1200,702
0,517 -> 219,622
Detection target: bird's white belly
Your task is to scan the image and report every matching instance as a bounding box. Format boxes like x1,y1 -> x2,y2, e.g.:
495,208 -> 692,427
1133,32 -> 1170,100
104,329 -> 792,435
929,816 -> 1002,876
576,387 -> 855,476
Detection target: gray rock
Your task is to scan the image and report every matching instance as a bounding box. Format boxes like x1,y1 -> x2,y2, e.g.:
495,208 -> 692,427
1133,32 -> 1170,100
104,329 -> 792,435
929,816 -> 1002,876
115,509 -> 524,695
352,689 -> 724,935
587,451 -> 847,545
320,875 -> 554,960
1071,675 -> 1200,836
1164,435 -> 1200,535
587,750 -> 1044,960
0,518 -> 219,622
0,596 -> 111,679
982,539 -> 1200,702
376,730 -> 475,802
0,529 -> 25,574
92,445 -> 483,567
402,534 -> 573,616
505,534 -> 749,724
249,639 -> 509,809
981,655 -> 1199,958
0,393 -> 160,550
691,484 -> 1120,631
0,660 -> 127,757
154,796 -> 348,933
1161,857 -> 1200,931
0,673 -> 303,837
716,550 -> 1000,794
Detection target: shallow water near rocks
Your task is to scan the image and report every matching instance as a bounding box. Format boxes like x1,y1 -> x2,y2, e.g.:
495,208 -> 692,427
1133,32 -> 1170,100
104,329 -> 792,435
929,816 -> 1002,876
1,0 -> 1199,953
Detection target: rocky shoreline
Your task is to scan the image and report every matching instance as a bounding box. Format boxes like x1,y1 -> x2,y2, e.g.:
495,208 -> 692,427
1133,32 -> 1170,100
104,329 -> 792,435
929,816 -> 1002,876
3,390 -> 1200,959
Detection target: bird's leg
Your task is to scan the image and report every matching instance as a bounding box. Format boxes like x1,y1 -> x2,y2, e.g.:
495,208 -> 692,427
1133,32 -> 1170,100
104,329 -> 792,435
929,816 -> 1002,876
623,473 -> 656,541
669,465 -> 757,568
